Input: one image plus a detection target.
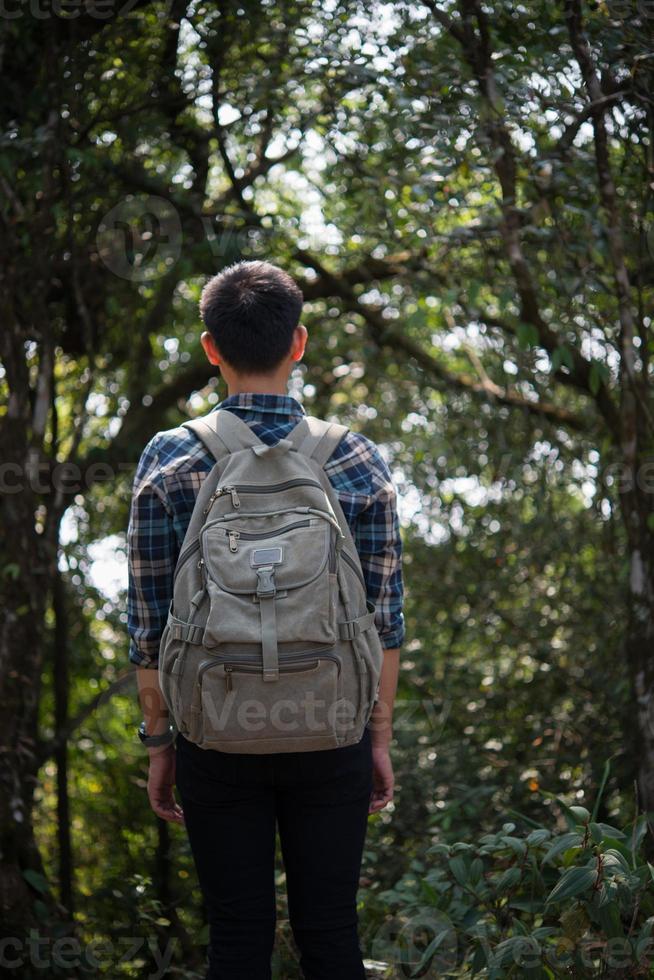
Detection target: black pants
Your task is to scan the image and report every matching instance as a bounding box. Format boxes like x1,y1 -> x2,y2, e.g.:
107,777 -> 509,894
175,726 -> 373,980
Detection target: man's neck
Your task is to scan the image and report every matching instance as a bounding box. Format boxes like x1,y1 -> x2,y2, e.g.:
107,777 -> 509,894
226,378 -> 290,397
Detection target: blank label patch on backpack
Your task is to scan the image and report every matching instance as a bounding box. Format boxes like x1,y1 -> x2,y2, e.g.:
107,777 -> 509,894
250,547 -> 283,567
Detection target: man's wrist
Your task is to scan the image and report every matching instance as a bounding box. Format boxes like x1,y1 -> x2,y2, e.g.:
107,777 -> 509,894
370,729 -> 393,750
138,720 -> 175,749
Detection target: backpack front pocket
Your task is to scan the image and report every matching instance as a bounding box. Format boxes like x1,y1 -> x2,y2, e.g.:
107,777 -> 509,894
189,650 -> 343,750
201,511 -> 339,649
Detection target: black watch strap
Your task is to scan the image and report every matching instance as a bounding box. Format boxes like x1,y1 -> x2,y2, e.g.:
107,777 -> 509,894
138,721 -> 175,747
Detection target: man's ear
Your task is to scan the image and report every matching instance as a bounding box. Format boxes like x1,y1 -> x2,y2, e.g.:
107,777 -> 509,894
291,324 -> 308,362
201,330 -> 221,366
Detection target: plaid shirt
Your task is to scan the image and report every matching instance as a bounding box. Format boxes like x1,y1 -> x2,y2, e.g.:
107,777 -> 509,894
127,392 -> 405,668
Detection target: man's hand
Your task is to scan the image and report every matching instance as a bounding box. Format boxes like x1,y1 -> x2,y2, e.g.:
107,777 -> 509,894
136,667 -> 184,824
369,745 -> 394,813
147,744 -> 184,824
367,645 -> 399,813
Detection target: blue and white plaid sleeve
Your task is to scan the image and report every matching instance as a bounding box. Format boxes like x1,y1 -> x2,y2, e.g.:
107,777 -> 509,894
326,435 -> 405,650
127,434 -> 178,669
355,451 -> 405,649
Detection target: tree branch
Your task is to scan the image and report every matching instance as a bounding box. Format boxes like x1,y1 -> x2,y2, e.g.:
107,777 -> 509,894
36,671 -> 135,765
564,0 -> 640,427
357,302 -> 586,431
420,0 -> 620,436
295,247 -> 586,430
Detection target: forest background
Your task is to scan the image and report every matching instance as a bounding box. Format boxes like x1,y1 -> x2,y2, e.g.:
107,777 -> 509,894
2,0 -> 654,976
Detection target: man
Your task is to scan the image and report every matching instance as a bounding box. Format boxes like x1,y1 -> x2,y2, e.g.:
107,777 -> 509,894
127,260 -> 405,980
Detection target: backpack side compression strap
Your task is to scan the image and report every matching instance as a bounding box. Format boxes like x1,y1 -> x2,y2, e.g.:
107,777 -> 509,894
288,416 -> 349,466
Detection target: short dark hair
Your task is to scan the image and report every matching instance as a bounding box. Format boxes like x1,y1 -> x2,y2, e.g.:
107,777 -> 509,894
199,260 -> 303,373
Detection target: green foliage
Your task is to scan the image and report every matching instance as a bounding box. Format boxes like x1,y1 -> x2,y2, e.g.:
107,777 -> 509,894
377,790 -> 654,978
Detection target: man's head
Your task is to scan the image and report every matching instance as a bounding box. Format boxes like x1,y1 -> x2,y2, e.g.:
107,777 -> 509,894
199,261 -> 307,385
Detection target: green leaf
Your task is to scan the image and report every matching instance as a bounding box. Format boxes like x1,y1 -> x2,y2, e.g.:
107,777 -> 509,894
590,822 -> 604,843
562,845 -> 584,867
526,829 -> 551,846
33,899 -> 49,922
517,322 -> 540,350
491,935 -> 540,969
469,858 -> 484,885
595,823 -> 626,840
569,805 -> 590,825
449,856 -> 469,886
471,942 -> 488,972
507,809 -> 545,831
589,359 -> 610,395
589,361 -> 601,395
501,836 -> 527,857
602,848 -> 630,874
495,866 -> 521,893
22,870 -> 50,894
409,928 -> 451,977
591,759 -> 612,821
595,901 -> 625,940
550,345 -> 575,373
630,814 -> 648,862
561,905 -> 589,941
636,917 -> 654,960
545,866 -> 597,906
542,832 -> 584,865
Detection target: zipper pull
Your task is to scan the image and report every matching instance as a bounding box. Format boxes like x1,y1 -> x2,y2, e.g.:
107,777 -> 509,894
224,666 -> 233,692
204,486 -> 240,514
204,489 -> 220,515
228,530 -> 240,553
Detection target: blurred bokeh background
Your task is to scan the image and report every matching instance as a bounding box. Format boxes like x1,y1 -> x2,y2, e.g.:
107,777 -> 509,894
2,1 -> 654,976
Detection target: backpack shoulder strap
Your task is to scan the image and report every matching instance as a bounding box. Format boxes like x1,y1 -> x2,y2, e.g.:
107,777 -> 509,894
288,415 -> 349,467
182,409 -> 264,462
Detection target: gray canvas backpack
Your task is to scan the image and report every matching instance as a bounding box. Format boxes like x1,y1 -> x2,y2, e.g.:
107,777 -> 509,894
158,409 -> 384,753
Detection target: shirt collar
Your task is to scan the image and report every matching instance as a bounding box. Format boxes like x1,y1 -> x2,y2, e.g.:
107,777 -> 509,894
214,392 -> 307,418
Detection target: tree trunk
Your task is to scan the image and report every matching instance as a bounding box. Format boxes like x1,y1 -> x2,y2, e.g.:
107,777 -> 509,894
53,569 -> 73,915
621,489 -> 654,830
0,469 -> 60,936
0,324 -> 73,946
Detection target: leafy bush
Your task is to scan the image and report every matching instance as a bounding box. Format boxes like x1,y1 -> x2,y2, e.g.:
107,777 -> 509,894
377,783 -> 654,978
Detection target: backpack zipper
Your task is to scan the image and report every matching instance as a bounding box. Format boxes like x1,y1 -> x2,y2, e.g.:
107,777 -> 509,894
202,517 -> 316,555
341,549 -> 366,590
204,486 -> 241,514
204,479 -> 325,515
223,518 -> 314,553
174,540 -> 200,580
183,521 -> 352,578
230,478 -> 325,494
213,506 -> 343,536
223,660 -> 318,691
197,652 -> 342,691
231,519 -> 312,539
